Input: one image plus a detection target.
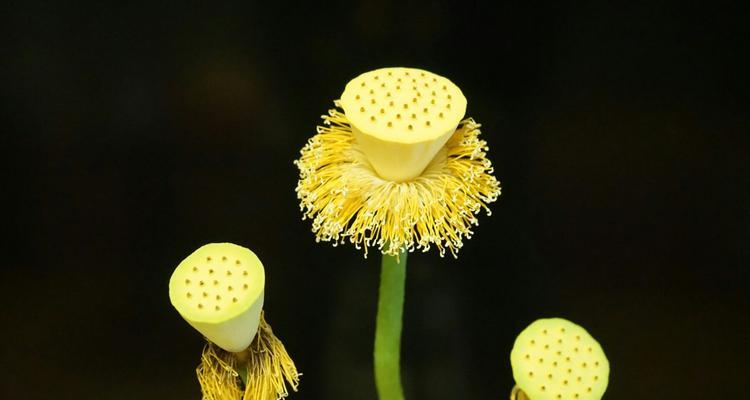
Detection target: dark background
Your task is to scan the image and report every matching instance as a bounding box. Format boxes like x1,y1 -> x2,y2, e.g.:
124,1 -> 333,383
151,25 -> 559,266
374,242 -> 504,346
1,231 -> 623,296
2,1 -> 748,399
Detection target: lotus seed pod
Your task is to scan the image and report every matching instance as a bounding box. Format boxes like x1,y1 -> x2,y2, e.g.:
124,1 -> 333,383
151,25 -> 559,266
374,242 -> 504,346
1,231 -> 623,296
169,243 -> 265,352
338,67 -> 467,182
510,318 -> 610,400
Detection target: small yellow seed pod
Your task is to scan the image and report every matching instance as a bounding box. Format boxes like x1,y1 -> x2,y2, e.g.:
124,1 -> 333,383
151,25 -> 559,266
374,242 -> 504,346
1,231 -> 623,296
339,67 -> 467,182
510,318 -> 610,400
169,243 -> 265,352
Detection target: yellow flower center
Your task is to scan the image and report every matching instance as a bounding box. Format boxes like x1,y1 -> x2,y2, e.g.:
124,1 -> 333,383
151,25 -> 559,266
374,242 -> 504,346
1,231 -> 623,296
169,243 -> 265,352
339,67 -> 467,181
510,318 -> 610,400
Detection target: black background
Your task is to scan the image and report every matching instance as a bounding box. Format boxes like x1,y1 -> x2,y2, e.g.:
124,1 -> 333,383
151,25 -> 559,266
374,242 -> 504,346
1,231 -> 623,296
2,1 -> 748,399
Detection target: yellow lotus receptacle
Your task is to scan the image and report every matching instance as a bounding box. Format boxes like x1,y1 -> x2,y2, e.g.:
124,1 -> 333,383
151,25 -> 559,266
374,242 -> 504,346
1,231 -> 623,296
339,67 -> 467,182
169,243 -> 265,352
510,318 -> 610,400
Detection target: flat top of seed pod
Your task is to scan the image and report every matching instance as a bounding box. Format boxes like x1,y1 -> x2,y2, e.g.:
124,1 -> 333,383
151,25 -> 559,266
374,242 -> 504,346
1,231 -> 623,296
510,318 -> 610,400
339,67 -> 467,144
169,243 -> 265,324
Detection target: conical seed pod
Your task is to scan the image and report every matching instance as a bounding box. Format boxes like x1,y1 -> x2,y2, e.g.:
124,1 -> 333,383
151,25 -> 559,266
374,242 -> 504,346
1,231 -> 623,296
339,67 -> 467,182
169,243 -> 265,352
510,318 -> 610,400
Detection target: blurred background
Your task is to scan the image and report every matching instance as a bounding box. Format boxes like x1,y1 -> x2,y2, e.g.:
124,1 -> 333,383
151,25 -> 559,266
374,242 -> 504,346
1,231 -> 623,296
1,1 -> 748,399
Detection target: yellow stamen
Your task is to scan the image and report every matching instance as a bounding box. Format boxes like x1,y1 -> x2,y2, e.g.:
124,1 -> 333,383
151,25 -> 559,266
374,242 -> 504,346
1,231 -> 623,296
197,312 -> 301,400
295,108 -> 501,257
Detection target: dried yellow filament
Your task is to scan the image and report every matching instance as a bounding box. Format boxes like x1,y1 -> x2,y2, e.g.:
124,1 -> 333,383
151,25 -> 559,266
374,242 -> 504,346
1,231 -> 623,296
197,312 -> 300,400
295,107 -> 501,257
197,342 -> 243,400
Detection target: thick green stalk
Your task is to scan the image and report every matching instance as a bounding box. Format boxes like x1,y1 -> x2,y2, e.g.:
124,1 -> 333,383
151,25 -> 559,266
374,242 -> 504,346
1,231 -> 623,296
374,251 -> 407,400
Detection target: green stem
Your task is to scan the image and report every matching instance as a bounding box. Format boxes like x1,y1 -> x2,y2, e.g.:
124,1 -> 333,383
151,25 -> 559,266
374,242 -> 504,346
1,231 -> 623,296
374,251 -> 407,400
237,363 -> 248,387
